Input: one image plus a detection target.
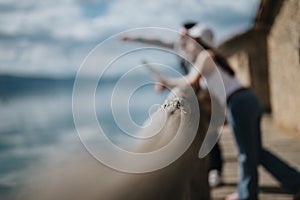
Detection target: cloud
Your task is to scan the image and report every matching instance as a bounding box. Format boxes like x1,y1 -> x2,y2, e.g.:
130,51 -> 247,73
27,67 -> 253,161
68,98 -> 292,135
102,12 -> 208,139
0,0 -> 260,77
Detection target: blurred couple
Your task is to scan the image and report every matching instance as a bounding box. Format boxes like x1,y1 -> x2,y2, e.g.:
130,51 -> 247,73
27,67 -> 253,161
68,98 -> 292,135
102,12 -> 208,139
121,22 -> 300,200
122,22 -> 224,188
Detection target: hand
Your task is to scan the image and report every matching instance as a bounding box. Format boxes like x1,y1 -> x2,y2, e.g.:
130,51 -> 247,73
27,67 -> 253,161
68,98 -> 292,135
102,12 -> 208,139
121,36 -> 130,41
154,76 -> 167,92
154,83 -> 166,92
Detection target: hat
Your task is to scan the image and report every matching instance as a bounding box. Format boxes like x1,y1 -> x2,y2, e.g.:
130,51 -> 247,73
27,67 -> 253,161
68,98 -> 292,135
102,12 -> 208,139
187,24 -> 215,47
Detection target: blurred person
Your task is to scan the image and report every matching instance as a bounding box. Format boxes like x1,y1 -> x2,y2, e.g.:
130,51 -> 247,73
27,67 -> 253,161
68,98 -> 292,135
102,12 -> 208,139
121,22 -> 211,75
121,22 -> 224,187
153,25 -> 300,200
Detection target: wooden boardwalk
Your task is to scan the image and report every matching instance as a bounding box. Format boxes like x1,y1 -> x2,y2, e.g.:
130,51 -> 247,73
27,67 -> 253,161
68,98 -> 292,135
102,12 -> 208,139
211,115 -> 300,200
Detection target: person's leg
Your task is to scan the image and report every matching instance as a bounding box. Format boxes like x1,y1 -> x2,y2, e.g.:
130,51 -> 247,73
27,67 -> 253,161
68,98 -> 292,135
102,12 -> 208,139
230,121 -> 259,200
228,90 -> 262,200
209,141 -> 223,172
251,97 -> 300,194
260,148 -> 300,194
208,140 -> 223,187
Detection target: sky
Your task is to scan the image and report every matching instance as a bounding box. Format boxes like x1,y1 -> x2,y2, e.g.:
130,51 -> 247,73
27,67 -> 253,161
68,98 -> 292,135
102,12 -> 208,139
0,0 -> 260,77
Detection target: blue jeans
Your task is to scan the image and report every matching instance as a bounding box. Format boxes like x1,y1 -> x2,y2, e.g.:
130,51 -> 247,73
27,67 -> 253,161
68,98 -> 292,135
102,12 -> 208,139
209,141 -> 223,173
228,89 -> 300,200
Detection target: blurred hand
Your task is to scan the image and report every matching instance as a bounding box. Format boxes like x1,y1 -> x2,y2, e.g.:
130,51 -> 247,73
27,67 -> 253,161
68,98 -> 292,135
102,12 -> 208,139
154,83 -> 166,93
121,36 -> 130,41
154,75 -> 168,93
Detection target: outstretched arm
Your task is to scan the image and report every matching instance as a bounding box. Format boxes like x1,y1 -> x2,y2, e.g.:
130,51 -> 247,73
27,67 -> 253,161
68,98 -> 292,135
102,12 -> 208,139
163,68 -> 201,89
122,36 -> 175,49
153,65 -> 201,93
155,51 -> 213,92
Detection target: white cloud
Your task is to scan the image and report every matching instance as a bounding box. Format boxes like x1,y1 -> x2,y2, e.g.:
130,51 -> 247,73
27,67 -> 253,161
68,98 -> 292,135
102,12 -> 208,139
0,0 -> 260,77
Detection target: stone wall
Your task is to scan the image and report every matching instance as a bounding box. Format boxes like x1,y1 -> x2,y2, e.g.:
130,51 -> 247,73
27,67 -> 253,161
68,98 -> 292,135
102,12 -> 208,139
227,51 -> 251,87
268,0 -> 300,132
248,31 -> 271,112
225,34 -> 271,111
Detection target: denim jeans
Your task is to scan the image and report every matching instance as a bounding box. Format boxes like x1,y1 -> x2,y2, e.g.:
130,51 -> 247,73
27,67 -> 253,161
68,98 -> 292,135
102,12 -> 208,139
209,141 -> 223,173
227,89 -> 300,200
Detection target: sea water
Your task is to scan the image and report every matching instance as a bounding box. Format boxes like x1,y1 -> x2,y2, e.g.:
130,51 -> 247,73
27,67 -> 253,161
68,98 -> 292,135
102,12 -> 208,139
0,74 -> 169,199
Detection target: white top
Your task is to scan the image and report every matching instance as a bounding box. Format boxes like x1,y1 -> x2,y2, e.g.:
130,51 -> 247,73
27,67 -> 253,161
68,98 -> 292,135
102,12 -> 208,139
193,51 -> 243,105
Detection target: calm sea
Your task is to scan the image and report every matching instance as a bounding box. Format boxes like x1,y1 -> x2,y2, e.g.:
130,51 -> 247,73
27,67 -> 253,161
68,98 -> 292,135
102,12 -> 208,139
0,74 -> 169,199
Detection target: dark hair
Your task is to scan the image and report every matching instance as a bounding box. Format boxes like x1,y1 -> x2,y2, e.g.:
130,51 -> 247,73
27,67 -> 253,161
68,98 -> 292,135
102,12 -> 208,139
195,37 -> 235,76
182,21 -> 197,30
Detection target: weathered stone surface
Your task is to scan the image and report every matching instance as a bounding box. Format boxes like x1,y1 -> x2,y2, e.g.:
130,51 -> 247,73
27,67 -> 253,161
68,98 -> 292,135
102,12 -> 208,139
268,0 -> 300,132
